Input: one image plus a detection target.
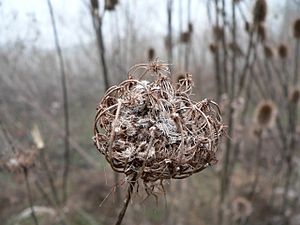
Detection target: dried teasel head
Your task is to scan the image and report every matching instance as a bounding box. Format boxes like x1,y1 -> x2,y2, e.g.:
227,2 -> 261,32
232,197 -> 253,220
213,26 -> 224,41
254,100 -> 277,129
180,31 -> 191,43
105,0 -> 118,11
5,148 -> 38,173
278,44 -> 288,59
209,43 -> 218,54
264,45 -> 273,59
289,87 -> 300,104
293,19 -> 300,39
148,48 -> 155,61
93,61 -> 224,188
253,0 -> 267,25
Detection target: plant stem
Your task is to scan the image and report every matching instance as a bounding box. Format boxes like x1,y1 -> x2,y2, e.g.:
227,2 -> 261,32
115,174 -> 137,225
47,0 -> 70,203
24,168 -> 39,225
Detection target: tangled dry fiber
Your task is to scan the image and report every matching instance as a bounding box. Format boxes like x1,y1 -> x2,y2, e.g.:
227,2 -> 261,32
93,61 -> 224,188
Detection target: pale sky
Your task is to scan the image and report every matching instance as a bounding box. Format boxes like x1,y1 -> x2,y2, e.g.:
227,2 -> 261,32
0,0 -> 290,50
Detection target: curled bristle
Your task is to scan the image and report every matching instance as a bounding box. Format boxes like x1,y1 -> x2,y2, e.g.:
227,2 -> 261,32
293,19 -> 300,39
278,44 -> 288,59
253,0 -> 267,24
254,100 -> 277,129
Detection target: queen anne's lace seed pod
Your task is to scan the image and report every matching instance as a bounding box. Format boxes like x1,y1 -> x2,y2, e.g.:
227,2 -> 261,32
93,61 -> 224,187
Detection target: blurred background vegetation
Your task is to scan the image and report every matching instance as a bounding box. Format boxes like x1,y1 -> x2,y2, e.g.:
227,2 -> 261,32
0,0 -> 300,225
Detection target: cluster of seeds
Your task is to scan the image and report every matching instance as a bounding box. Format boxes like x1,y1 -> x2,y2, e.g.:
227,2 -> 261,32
93,61 -> 224,185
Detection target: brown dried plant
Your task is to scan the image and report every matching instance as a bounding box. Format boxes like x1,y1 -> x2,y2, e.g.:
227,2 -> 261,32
293,18 -> 300,39
93,61 -> 224,224
253,0 -> 267,25
93,61 -> 224,184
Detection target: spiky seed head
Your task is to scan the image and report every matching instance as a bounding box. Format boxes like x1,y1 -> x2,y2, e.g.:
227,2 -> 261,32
253,0 -> 267,25
264,45 -> 273,59
105,0 -> 116,11
209,43 -> 218,54
180,31 -> 191,43
289,87 -> 300,104
293,19 -> 300,39
254,100 -> 277,129
213,26 -> 224,41
278,44 -> 288,59
148,48 -> 155,61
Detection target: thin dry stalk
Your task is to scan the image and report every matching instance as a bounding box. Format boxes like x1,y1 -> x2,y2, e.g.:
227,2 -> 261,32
46,0 -> 70,203
24,168 -> 39,225
115,174 -> 138,225
167,0 -> 173,67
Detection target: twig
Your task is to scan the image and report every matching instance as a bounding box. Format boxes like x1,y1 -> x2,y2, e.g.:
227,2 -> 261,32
115,174 -> 138,225
23,168 -> 39,225
46,0 -> 70,203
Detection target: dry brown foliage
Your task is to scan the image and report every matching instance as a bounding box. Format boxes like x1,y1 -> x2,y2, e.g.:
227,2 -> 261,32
93,61 -> 224,190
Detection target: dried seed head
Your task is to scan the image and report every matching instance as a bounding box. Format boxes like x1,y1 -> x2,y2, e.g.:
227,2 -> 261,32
188,22 -> 193,33
278,44 -> 288,59
105,0 -> 117,11
209,43 -> 218,54
254,100 -> 277,129
180,31 -> 191,43
5,149 -> 38,173
257,24 -> 266,42
90,0 -> 98,10
93,61 -> 224,187
289,87 -> 300,104
253,0 -> 267,25
148,48 -> 155,61
232,197 -> 253,220
213,26 -> 224,41
244,21 -> 250,33
293,19 -> 300,39
264,45 -> 273,59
